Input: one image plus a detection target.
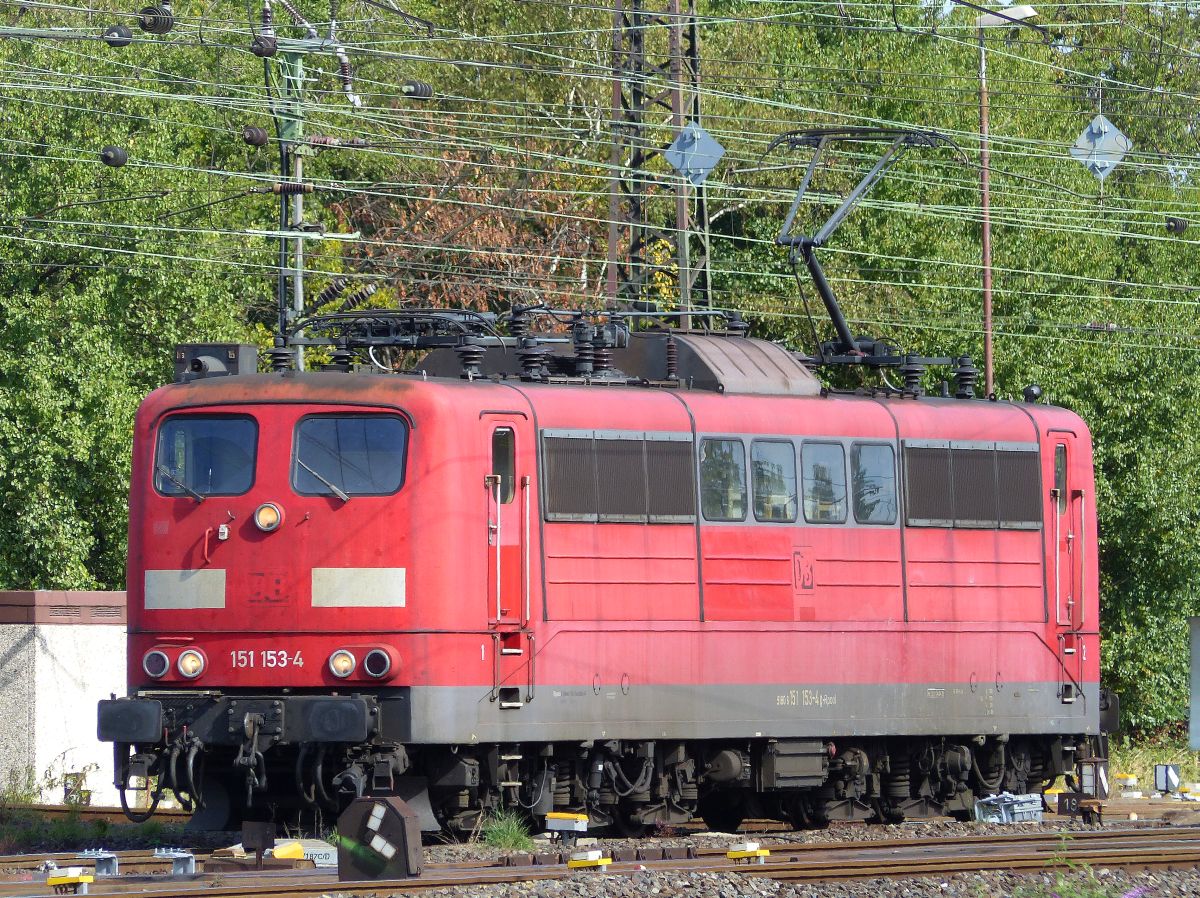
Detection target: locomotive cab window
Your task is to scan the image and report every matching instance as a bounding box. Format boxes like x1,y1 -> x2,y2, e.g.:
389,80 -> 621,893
802,442 -> 847,524
700,438 -> 747,522
293,414 -> 407,497
752,440 -> 797,522
492,428 -> 515,504
851,443 -> 897,525
155,414 -> 257,497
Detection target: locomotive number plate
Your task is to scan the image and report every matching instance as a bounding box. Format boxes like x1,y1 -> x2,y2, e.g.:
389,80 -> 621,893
230,649 -> 305,669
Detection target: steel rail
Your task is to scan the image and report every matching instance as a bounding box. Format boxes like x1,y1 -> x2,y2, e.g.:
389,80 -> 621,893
5,828 -> 1200,898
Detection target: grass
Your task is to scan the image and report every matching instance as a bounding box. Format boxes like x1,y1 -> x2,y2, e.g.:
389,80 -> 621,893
1003,869 -> 1150,898
0,806 -> 216,854
479,808 -> 535,852
1109,730 -> 1200,790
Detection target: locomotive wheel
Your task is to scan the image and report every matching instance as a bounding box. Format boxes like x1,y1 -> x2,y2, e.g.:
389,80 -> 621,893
185,772 -> 242,831
785,794 -> 829,831
699,793 -> 744,834
614,814 -> 652,838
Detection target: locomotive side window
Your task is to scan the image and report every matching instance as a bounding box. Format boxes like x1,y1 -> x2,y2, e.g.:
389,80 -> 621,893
903,442 -> 1042,529
751,440 -> 797,522
997,449 -> 1042,528
851,443 -> 897,525
543,434 -> 598,520
542,430 -> 695,522
646,439 -> 696,522
700,439 -> 747,522
951,447 -> 998,527
492,428 -> 515,504
903,445 -> 953,526
155,414 -> 257,497
292,415 -> 407,497
802,442 -> 848,523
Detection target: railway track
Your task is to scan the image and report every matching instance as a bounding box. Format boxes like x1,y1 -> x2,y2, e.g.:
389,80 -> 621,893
1,826 -> 1198,897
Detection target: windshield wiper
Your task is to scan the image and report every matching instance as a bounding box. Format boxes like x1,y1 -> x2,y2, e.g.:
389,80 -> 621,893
156,465 -> 205,504
296,457 -> 350,502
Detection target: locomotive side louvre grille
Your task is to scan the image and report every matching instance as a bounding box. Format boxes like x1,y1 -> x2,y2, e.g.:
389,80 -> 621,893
646,439 -> 697,522
903,441 -> 1042,530
996,449 -> 1043,529
543,435 -> 599,521
904,445 -> 953,526
541,430 -> 695,523
950,446 -> 998,528
595,437 -> 648,522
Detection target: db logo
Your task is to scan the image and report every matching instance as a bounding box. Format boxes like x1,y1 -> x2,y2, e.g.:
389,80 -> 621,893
794,549 -> 815,591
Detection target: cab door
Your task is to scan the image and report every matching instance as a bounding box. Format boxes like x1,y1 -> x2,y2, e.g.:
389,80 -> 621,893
1048,432 -> 1085,700
483,414 -> 534,708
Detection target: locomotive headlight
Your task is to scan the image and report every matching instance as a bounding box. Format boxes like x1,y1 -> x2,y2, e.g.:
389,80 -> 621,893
177,648 -> 206,678
363,648 -> 392,678
328,649 -> 356,678
142,649 -> 170,679
254,502 -> 283,532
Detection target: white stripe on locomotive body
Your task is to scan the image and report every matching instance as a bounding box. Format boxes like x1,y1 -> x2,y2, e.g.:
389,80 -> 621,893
144,569 -> 227,609
311,567 -> 407,608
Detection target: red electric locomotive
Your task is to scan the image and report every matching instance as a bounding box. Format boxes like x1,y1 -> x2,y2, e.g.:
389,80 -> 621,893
97,313 -> 1111,832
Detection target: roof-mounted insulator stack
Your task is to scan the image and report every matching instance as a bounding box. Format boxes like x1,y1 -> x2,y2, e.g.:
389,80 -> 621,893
953,356 -> 977,399
508,307 -> 531,341
517,337 -> 549,381
456,339 -> 484,379
725,311 -> 750,335
326,341 -> 354,372
592,330 -> 614,376
572,321 -> 595,377
665,335 -> 679,380
268,338 -> 294,372
899,355 -> 925,396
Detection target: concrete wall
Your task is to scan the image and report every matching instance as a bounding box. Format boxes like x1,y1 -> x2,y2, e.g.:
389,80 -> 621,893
0,592 -> 125,806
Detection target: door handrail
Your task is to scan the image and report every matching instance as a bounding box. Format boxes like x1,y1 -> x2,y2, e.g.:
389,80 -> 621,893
486,474 -> 502,622
522,475 -> 531,627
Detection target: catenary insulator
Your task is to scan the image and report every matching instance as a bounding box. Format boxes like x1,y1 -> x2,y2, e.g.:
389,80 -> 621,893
317,277 -> 348,306
242,126 -> 269,147
337,283 -> 377,313
401,80 -> 433,99
100,146 -> 128,168
250,33 -> 277,56
276,0 -> 317,37
336,50 -> 362,107
102,24 -> 133,47
137,5 -> 174,34
271,182 -> 313,195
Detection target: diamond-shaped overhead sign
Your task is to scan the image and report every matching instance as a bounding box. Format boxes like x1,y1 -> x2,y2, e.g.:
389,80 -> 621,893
1070,114 -> 1131,182
663,121 -> 725,186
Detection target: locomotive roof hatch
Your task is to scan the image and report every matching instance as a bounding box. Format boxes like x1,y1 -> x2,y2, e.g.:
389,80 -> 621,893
418,329 -> 821,396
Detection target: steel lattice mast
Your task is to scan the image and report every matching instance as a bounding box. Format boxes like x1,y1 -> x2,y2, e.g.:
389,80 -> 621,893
605,0 -> 712,321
